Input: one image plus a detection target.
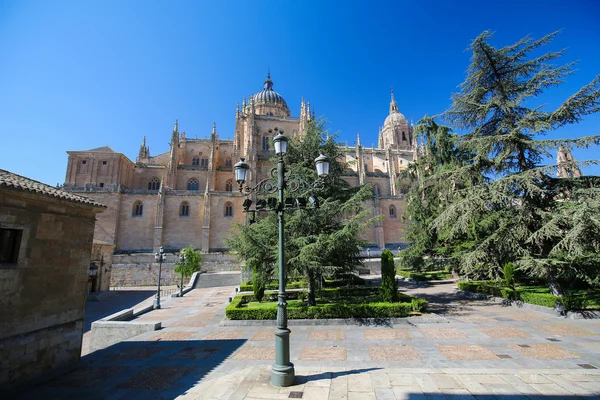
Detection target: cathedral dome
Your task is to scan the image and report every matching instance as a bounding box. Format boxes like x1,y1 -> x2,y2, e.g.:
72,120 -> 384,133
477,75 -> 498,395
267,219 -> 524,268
251,73 -> 290,117
384,111 -> 408,127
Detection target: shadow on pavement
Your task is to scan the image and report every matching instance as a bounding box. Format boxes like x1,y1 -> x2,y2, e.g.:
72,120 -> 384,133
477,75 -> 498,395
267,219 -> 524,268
15,339 -> 247,400
417,395 -> 598,399
84,290 -> 156,332
296,368 -> 382,383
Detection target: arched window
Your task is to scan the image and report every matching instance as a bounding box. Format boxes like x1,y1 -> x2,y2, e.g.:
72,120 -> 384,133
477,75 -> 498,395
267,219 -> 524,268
132,201 -> 143,217
187,178 -> 199,191
225,157 -> 232,168
180,202 -> 189,217
224,202 -> 233,217
225,180 -> 233,192
200,157 -> 209,169
262,136 -> 270,151
148,178 -> 160,191
192,157 -> 200,166
389,205 -> 396,218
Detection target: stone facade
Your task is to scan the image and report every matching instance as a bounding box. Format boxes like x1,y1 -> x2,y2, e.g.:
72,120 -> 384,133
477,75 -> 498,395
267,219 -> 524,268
0,169 -> 104,387
110,253 -> 241,287
61,74 -> 415,278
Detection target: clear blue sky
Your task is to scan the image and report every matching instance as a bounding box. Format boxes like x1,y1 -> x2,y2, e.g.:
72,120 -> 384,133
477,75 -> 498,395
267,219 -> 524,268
1,0 -> 599,185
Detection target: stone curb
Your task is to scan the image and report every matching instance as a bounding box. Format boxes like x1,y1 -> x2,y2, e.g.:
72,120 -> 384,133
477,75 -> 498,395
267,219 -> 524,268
219,315 -> 449,327
455,289 -> 600,319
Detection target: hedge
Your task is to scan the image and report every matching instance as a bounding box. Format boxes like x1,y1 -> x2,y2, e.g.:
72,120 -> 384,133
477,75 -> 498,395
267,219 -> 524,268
397,269 -> 453,282
226,298 -> 427,320
457,280 -> 575,309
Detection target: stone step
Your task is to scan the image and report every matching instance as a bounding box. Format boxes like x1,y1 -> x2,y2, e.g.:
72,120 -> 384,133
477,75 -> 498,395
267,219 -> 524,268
195,272 -> 241,288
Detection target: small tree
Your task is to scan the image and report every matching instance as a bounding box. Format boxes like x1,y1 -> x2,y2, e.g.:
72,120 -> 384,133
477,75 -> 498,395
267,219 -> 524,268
175,246 -> 202,278
252,264 -> 267,302
380,249 -> 398,302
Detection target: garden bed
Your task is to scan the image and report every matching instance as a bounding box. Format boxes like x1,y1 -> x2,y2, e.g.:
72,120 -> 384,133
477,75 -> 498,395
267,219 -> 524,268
396,269 -> 453,282
226,287 -> 428,320
239,274 -> 365,292
457,281 -> 600,311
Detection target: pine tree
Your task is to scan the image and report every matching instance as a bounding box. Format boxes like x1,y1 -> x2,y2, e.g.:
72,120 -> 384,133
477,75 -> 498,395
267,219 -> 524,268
227,119 -> 377,305
433,31 -> 600,294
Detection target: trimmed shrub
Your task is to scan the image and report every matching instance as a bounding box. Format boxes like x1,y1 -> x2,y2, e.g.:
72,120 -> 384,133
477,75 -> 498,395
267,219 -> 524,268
225,298 -> 419,320
517,292 -> 560,308
503,262 -> 517,292
411,298 -> 428,312
561,294 -> 589,311
380,249 -> 398,302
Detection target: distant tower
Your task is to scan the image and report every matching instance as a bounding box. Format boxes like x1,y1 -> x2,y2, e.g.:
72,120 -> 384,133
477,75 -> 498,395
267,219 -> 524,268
557,146 -> 582,178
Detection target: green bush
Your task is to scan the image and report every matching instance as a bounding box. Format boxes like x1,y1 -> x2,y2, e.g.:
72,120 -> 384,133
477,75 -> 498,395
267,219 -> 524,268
503,262 -> 516,289
252,267 -> 266,302
411,298 -> 428,312
517,292 -> 560,308
380,249 -> 398,302
225,297 -> 420,320
561,294 -> 589,311
397,269 -> 453,281
240,274 -> 366,292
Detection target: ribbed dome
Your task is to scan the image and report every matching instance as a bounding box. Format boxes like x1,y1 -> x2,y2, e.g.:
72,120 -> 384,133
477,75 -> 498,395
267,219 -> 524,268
384,111 -> 407,126
252,73 -> 290,114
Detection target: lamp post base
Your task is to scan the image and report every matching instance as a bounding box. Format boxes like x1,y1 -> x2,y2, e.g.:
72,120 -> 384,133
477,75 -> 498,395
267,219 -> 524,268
271,363 -> 295,387
153,298 -> 161,310
271,327 -> 295,387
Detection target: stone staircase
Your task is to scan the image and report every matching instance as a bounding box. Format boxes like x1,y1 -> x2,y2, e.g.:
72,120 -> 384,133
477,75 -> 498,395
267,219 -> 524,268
194,271 -> 241,288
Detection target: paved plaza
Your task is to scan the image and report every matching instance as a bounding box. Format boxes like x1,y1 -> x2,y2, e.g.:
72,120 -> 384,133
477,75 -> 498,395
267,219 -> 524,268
14,282 -> 600,399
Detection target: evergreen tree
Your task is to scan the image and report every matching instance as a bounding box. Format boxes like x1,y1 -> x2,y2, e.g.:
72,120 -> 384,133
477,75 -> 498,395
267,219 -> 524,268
398,116 -> 476,271
227,119 -> 377,305
380,249 -> 397,302
433,31 -> 600,294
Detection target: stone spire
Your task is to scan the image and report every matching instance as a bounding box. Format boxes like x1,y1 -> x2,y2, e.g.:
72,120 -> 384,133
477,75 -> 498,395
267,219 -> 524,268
138,136 -> 149,161
307,102 -> 312,121
557,146 -> 583,178
211,122 -> 217,139
390,86 -> 399,114
357,132 -> 362,147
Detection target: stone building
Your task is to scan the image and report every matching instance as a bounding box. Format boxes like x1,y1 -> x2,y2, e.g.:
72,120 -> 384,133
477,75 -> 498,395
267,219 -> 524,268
0,169 -> 105,387
62,74 -> 415,262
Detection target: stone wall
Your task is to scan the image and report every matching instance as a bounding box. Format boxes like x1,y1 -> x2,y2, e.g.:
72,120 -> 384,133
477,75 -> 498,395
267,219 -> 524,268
0,188 -> 103,387
110,253 -> 242,287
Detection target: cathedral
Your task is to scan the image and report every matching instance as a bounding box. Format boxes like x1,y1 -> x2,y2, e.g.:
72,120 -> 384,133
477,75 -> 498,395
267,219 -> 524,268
62,74 -> 416,259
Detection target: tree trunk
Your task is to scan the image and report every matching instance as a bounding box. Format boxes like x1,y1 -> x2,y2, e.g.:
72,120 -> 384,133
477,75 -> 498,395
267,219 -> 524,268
307,270 -> 316,306
548,271 -> 564,297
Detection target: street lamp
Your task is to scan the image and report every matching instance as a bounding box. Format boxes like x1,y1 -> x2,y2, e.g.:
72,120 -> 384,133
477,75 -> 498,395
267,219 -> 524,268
234,134 -> 329,387
154,246 -> 166,309
179,251 -> 186,297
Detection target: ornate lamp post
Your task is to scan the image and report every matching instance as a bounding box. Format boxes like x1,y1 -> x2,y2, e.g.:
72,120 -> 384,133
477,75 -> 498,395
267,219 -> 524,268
234,133 -> 329,387
179,251 -> 186,297
153,246 -> 166,309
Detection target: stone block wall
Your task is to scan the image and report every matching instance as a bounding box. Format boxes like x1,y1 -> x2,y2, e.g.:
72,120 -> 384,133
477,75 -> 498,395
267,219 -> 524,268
110,253 -> 241,287
0,320 -> 82,386
0,188 -> 103,387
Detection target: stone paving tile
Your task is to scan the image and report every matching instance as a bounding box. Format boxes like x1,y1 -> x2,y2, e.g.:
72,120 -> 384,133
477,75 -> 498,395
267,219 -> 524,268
250,329 -> 275,341
388,373 -> 418,386
188,312 -> 217,319
116,366 -> 194,390
534,324 -> 596,336
363,328 -> 410,340
419,328 -> 468,339
308,329 -> 346,340
455,315 -> 496,323
106,345 -> 165,359
579,341 -> 600,351
437,345 -> 500,360
508,343 -> 581,359
232,346 -> 276,360
479,326 -> 530,338
43,366 -> 128,387
169,319 -> 209,328
369,346 -> 422,361
151,331 -> 195,341
169,346 -> 220,359
503,312 -> 549,321
202,329 -> 243,340
299,345 -> 347,360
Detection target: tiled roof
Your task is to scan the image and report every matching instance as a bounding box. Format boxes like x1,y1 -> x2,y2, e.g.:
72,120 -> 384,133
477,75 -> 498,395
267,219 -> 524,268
0,169 -> 106,208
